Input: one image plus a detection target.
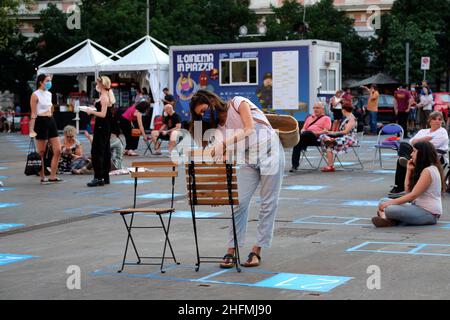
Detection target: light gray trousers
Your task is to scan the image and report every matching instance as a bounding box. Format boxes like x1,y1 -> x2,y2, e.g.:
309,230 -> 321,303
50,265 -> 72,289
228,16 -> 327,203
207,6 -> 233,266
379,198 -> 438,226
228,144 -> 285,248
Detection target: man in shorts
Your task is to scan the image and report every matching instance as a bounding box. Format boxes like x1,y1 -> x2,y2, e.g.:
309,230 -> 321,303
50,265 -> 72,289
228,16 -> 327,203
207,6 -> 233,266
150,104 -> 182,154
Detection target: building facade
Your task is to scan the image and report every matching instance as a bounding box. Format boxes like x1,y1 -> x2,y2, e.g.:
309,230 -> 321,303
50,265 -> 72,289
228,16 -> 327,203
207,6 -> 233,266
249,0 -> 395,37
17,0 -> 80,38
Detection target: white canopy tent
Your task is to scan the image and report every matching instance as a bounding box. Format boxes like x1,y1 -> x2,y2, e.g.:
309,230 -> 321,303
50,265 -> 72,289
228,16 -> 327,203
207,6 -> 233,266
37,39 -> 119,134
99,35 -> 170,127
38,39 -> 119,78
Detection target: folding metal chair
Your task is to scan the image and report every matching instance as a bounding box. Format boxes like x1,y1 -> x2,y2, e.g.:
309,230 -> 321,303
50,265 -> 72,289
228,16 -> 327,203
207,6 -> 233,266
186,158 -> 241,272
143,139 -> 157,155
113,161 -> 180,273
297,146 -> 327,170
373,123 -> 404,169
334,134 -> 364,170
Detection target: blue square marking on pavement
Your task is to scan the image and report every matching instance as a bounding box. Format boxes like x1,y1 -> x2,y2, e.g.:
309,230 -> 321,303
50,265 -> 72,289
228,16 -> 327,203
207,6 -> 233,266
138,193 -> 183,199
337,162 -> 356,166
293,216 -> 372,226
0,188 -> 16,192
91,264 -> 351,293
0,167 -> 8,170
111,179 -> 153,185
369,170 -> 395,174
341,200 -> 379,207
174,211 -> 222,218
347,241 -> 450,257
0,254 -> 35,266
253,273 -> 352,292
283,185 -> 328,191
0,203 -> 20,209
135,211 -> 223,218
0,223 -> 24,231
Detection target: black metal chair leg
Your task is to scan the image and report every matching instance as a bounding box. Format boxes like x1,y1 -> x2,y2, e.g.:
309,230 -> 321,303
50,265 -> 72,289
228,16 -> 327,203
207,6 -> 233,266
158,213 -> 179,273
118,213 -> 141,273
163,212 -> 179,264
230,209 -> 241,272
190,207 -> 201,272
127,213 -> 141,264
118,214 -> 134,272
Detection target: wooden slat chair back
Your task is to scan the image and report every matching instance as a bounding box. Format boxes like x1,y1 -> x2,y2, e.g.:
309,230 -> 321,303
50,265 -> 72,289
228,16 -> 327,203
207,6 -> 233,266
186,156 -> 241,272
112,160 -> 180,273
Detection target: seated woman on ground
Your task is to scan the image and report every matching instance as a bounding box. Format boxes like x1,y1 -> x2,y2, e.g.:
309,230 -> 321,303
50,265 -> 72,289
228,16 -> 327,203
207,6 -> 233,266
58,125 -> 89,174
373,141 -> 444,227
318,104 -> 357,172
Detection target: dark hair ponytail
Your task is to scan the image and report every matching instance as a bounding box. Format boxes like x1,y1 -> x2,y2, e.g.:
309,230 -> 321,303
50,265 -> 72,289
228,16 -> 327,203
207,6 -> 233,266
36,74 -> 47,89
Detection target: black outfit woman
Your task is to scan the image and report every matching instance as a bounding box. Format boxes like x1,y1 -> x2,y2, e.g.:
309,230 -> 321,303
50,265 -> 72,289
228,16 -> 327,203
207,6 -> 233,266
90,100 -> 112,186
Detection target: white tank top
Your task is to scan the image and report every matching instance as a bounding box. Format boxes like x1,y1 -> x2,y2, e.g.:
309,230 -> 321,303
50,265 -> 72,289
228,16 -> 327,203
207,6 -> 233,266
34,89 -> 52,115
218,96 -> 275,146
413,165 -> 443,216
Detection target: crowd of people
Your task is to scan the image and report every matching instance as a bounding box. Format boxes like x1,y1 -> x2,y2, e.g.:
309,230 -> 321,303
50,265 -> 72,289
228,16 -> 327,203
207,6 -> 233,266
27,75 -> 182,187
10,74 -> 448,268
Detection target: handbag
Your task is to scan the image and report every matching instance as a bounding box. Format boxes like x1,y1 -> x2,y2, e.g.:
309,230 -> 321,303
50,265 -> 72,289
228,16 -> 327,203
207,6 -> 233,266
24,139 -> 42,176
130,121 -> 141,137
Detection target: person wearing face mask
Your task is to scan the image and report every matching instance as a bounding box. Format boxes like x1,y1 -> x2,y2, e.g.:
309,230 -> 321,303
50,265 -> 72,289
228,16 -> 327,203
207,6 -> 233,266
189,90 -> 285,269
150,104 -> 182,155
29,74 -> 62,185
83,76 -> 115,187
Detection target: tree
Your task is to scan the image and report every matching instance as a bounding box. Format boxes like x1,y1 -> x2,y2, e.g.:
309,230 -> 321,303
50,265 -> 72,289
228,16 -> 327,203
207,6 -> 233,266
0,0 -> 31,49
264,0 -> 369,78
373,0 -> 450,90
0,0 -> 35,110
148,0 -> 256,45
31,3 -> 81,66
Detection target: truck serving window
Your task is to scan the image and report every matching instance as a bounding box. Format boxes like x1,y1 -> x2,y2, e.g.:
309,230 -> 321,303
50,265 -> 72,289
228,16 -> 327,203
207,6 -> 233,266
220,58 -> 258,86
319,69 -> 337,92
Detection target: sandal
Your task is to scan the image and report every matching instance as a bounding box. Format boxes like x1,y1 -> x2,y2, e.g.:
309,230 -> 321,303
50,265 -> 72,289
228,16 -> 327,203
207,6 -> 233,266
219,253 -> 235,269
320,166 -> 335,172
49,177 -> 63,183
242,252 -> 261,268
40,178 -> 51,185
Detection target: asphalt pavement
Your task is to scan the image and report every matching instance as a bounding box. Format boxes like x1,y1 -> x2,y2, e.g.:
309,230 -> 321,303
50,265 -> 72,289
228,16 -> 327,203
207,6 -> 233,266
1,132 -> 450,300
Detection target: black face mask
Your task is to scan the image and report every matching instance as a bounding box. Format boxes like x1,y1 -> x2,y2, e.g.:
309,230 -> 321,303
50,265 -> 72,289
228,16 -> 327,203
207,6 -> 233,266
202,107 -> 218,123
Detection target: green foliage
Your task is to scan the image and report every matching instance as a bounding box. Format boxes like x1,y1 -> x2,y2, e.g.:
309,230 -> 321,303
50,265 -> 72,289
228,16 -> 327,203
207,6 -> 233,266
264,0 -> 369,77
0,0 -> 32,49
149,0 -> 256,45
374,0 -> 450,86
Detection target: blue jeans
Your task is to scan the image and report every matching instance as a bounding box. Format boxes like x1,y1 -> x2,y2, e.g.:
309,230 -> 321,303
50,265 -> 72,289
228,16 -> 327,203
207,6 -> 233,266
379,198 -> 438,226
369,111 -> 378,134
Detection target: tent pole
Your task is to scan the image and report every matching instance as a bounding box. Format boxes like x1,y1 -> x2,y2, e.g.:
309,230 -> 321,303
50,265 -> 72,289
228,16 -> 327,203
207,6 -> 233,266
146,0 -> 150,35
